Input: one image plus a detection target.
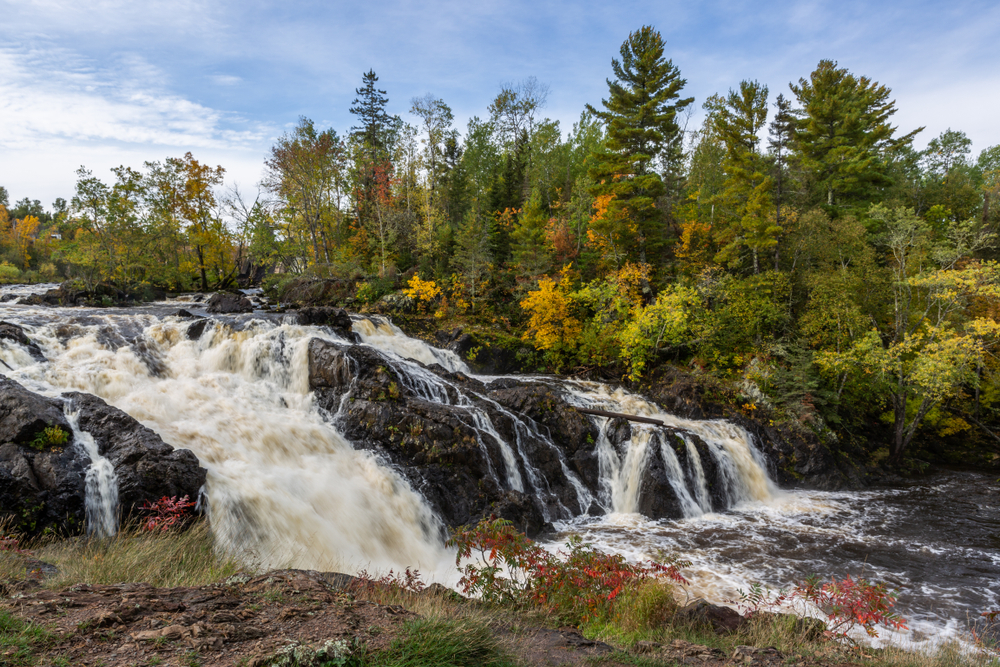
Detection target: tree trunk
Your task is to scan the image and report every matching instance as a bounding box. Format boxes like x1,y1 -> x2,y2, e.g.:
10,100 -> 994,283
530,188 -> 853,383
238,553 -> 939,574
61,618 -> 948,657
196,245 -> 208,291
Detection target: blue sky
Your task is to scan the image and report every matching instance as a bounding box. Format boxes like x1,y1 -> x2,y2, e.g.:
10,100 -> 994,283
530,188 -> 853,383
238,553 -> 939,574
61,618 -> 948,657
2,0 -> 998,208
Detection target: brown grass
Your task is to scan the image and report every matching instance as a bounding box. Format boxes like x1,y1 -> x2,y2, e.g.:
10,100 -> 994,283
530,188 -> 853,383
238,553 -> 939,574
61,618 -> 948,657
2,520 -> 245,589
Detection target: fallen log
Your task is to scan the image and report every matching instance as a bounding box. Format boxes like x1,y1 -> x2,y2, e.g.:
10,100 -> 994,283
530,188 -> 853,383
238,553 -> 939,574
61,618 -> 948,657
575,407 -> 664,426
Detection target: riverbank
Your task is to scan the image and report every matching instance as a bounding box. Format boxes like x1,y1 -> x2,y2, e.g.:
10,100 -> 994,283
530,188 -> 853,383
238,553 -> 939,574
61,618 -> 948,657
0,522 -> 995,667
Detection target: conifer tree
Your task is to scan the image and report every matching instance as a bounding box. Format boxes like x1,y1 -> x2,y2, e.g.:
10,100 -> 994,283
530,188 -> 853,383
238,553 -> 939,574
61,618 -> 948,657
454,209 -> 492,310
790,60 -> 921,208
586,25 -> 693,264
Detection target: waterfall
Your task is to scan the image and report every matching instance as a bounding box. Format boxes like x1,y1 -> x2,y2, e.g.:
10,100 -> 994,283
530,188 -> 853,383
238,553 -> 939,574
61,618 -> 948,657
7,315 -> 451,574
349,318 -> 594,520
64,405 -> 119,538
565,381 -> 779,516
3,303 -> 777,576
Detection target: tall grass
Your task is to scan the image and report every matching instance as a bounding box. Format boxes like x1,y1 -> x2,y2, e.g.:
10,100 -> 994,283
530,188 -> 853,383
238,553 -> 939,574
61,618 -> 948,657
4,520 -> 244,589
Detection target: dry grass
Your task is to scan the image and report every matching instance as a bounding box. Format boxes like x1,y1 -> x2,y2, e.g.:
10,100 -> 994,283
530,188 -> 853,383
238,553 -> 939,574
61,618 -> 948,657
2,520 -> 245,590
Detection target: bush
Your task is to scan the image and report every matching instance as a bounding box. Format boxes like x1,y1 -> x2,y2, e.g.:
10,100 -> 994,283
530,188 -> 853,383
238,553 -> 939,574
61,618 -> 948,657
0,261 -> 21,284
447,517 -> 688,625
356,275 -> 396,304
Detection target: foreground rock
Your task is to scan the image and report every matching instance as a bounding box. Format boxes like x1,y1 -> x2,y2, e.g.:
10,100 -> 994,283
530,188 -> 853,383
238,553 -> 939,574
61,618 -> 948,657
0,376 -> 205,536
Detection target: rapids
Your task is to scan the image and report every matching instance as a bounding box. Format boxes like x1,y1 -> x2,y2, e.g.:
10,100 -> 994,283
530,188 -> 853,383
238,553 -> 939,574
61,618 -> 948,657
1,283 -> 998,649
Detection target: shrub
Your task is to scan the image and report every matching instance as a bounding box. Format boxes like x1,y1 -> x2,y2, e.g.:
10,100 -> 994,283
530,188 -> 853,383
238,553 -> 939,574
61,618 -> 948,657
446,517 -> 688,625
734,575 -> 907,643
356,276 -> 396,304
0,261 -> 21,284
795,574 -> 907,640
141,495 -> 196,531
403,275 -> 441,313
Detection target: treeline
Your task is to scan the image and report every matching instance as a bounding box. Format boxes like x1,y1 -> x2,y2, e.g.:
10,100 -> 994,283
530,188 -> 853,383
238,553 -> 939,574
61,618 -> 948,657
4,25 -> 1000,465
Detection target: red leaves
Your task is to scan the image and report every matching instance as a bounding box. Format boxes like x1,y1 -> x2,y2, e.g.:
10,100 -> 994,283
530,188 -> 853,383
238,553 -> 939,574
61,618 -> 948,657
356,567 -> 426,595
795,574 -> 907,640
446,516 -> 689,624
0,534 -> 31,555
140,495 -> 196,532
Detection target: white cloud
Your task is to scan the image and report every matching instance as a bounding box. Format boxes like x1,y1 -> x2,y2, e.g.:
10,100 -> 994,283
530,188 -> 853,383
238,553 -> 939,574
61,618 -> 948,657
0,47 -> 268,151
211,74 -> 243,86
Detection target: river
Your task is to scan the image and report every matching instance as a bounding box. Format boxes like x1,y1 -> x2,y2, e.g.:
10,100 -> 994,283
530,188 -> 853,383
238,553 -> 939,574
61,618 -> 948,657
1,284 -> 997,651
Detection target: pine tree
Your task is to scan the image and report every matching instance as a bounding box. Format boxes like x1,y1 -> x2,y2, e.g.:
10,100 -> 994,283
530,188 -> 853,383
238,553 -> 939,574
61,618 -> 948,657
350,70 -> 392,161
511,187 -> 551,279
768,94 -> 795,231
586,25 -> 693,264
790,60 -> 921,208
712,80 -> 779,274
454,209 -> 492,310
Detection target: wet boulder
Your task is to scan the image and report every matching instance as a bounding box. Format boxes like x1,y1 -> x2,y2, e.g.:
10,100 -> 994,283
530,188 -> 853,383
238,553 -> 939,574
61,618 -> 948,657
295,307 -> 357,341
307,338 -> 573,536
0,377 -> 88,536
206,292 -> 253,314
60,392 -> 206,517
0,321 -> 45,361
0,376 -> 206,537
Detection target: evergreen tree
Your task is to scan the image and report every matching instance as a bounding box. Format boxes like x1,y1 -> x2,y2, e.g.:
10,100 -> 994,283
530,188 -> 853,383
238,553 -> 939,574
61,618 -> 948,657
586,25 -> 693,264
350,70 -> 393,161
712,80 -> 779,274
511,187 -> 551,279
790,60 -> 921,209
454,208 -> 492,310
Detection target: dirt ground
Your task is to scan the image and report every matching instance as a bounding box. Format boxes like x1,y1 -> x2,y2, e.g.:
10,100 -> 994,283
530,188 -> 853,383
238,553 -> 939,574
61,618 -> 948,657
0,569 -> 862,666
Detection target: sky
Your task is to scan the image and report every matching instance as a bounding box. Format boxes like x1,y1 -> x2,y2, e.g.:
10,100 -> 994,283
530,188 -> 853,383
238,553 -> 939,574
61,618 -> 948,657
1,0 -> 999,209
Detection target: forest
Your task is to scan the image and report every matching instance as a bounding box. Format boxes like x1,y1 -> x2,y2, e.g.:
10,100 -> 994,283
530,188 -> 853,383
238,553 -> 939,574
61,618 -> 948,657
3,25 -> 1000,469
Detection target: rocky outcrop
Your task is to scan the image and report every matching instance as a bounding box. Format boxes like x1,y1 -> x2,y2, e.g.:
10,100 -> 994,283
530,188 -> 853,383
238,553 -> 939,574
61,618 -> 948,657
305,335 -> 769,535
16,282 -> 164,308
0,377 -> 86,535
307,339 -> 588,536
0,321 -> 45,361
294,307 -> 358,341
206,292 -> 253,314
61,392 -> 206,516
0,376 -> 206,537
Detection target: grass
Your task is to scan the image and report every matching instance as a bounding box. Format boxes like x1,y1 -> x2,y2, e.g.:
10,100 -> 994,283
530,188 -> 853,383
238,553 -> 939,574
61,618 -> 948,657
362,618 -> 517,667
0,609 -> 54,666
1,519 -> 243,589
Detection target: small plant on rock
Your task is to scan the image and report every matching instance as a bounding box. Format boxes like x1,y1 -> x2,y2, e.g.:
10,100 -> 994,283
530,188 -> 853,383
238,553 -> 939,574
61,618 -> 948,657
27,425 -> 69,451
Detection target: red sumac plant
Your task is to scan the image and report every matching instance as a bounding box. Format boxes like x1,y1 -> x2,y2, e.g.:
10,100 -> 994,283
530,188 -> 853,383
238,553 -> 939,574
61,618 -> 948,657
141,495 -> 196,531
795,574 -> 907,640
446,516 -> 689,624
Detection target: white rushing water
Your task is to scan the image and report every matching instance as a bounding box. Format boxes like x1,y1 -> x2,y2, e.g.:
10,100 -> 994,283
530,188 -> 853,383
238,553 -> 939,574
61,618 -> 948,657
563,381 -> 779,516
64,405 -> 119,538
2,299 -> 997,651
2,309 -> 451,575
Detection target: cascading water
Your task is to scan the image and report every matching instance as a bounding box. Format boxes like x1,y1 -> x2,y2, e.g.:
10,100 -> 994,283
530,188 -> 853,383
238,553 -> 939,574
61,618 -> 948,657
64,405 -> 119,538
564,380 -> 779,517
2,289 -> 997,650
2,311 -> 451,574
